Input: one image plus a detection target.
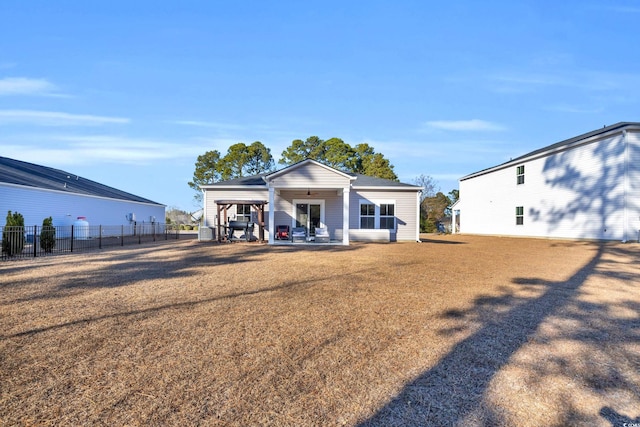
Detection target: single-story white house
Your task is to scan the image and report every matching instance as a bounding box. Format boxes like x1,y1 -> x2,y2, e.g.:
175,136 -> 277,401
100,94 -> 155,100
201,159 -> 422,245
453,122 -> 640,242
0,156 -> 166,229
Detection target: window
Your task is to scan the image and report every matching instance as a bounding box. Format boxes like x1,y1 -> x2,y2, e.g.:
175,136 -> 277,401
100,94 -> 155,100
360,203 -> 375,229
237,204 -> 252,222
359,201 -> 396,229
380,204 -> 395,229
516,165 -> 525,185
516,206 -> 524,225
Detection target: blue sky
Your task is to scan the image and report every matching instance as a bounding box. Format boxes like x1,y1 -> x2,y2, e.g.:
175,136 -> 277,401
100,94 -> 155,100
1,1 -> 639,211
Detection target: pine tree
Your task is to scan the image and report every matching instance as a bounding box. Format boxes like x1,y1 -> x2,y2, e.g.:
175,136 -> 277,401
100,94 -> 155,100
2,210 -> 25,256
40,216 -> 56,253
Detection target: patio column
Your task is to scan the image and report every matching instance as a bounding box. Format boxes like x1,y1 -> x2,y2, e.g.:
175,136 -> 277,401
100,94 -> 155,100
342,186 -> 350,245
452,209 -> 458,234
268,186 -> 275,244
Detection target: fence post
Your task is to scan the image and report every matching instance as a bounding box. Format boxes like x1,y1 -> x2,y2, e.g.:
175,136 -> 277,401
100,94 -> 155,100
33,225 -> 38,258
153,223 -> 156,242
71,225 -> 74,252
121,225 -> 124,246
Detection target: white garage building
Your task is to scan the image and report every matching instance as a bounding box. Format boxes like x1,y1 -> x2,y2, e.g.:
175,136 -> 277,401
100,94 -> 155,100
0,156 -> 165,229
453,122 -> 640,242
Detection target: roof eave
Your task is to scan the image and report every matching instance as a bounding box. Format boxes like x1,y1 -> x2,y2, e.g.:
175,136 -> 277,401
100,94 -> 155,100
460,122 -> 640,181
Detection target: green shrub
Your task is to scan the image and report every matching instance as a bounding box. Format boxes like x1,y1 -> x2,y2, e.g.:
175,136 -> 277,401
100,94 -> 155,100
40,216 -> 56,252
2,210 -> 25,256
424,218 -> 436,233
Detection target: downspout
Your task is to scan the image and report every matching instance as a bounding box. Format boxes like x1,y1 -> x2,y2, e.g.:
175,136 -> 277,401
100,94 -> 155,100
622,129 -> 629,243
416,190 -> 422,242
201,189 -> 207,227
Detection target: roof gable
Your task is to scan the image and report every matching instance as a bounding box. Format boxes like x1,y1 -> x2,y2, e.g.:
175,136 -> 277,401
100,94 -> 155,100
265,159 -> 356,181
0,157 -> 163,205
201,160 -> 419,190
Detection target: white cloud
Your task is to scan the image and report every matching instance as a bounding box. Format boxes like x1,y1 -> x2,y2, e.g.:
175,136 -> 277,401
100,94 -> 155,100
0,110 -> 130,126
0,77 -> 65,96
3,135 -> 205,166
424,119 -> 505,132
173,120 -> 247,130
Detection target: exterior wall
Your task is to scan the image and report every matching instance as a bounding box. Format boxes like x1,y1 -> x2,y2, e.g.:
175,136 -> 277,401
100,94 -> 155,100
202,160 -> 420,244
459,131 -> 629,241
274,189 -> 344,240
268,162 -> 352,188
0,184 -> 165,229
627,130 -> 640,242
202,187 -> 269,231
350,189 -> 419,241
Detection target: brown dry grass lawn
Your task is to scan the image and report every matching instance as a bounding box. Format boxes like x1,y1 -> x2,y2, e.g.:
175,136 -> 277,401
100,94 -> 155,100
1,235 -> 639,426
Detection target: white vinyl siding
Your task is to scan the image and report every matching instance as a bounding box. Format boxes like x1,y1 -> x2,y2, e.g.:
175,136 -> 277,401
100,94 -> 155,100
350,190 -> 417,241
458,130 -> 633,241
0,184 -> 165,229
268,162 -> 351,188
627,130 -> 640,241
203,188 -> 269,231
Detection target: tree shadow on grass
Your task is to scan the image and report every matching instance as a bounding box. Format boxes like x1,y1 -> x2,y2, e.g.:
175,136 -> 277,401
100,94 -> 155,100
0,240 -> 363,304
0,261 -> 375,340
359,243 -> 640,426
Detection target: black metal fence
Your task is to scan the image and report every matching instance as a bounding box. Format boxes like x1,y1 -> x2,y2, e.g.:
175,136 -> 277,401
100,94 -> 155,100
0,223 -> 185,260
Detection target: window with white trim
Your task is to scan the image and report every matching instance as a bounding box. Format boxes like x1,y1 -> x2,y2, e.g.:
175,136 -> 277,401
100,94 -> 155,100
237,204 -> 252,222
359,200 -> 396,230
360,203 -> 375,229
516,165 -> 525,185
380,203 -> 395,229
516,206 -> 524,225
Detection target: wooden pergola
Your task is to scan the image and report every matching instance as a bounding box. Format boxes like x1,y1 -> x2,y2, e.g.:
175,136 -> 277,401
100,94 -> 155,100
215,200 -> 267,242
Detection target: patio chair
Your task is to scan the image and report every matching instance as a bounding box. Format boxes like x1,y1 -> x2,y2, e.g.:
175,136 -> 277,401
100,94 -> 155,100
291,227 -> 306,243
275,225 -> 290,240
314,227 -> 330,243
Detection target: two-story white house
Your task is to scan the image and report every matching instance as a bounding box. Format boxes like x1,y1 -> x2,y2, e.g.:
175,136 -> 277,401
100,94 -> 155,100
453,122 -> 640,242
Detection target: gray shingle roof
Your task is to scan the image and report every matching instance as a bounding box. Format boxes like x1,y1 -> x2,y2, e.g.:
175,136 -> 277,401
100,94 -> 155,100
349,173 -> 420,188
207,174 -> 268,186
0,156 -> 163,205
205,169 -> 419,189
461,122 -> 640,180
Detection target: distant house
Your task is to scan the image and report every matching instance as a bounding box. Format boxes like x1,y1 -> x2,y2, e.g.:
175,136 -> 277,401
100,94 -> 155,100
0,156 -> 165,228
453,122 -> 640,242
200,159 -> 422,244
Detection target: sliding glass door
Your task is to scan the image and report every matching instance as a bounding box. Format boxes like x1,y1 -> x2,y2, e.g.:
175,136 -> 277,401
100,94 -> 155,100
294,200 -> 324,238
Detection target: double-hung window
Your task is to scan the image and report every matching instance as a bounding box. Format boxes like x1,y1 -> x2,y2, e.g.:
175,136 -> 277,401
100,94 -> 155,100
237,204 -> 252,222
359,200 -> 396,230
379,204 -> 395,229
516,206 -> 524,225
360,203 -> 375,229
517,165 -> 525,185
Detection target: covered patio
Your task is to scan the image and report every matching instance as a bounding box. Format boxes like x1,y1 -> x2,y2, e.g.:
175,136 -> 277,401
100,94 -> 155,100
214,200 -> 267,243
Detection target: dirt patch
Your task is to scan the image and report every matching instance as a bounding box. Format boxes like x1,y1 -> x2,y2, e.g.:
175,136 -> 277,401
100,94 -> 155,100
1,235 -> 639,426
